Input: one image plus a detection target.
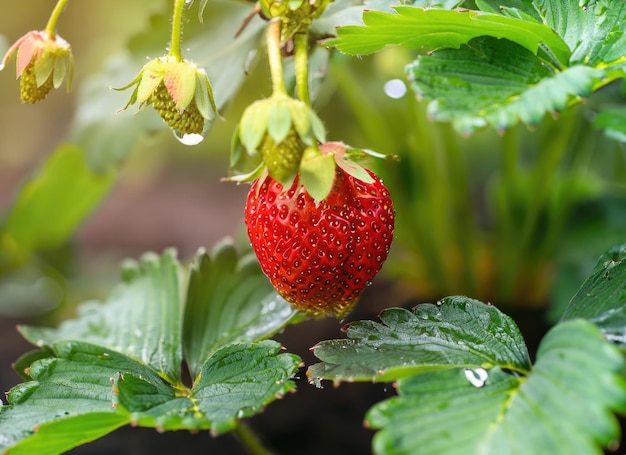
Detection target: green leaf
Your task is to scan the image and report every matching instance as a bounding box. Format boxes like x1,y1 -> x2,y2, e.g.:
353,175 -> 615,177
189,341 -> 300,434
19,249 -> 184,384
533,0 -> 626,67
113,340 -> 299,434
366,320 -> 626,455
328,6 -> 570,65
308,296 -> 531,383
0,342 -> 137,453
0,339 -> 300,452
594,106 -> 626,142
2,144 -> 115,253
407,37 -> 606,132
561,243 -> 626,345
183,240 -> 297,378
4,412 -> 130,455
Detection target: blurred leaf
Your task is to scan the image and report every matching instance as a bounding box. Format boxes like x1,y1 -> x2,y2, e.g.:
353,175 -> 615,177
549,196 -> 626,322
2,144 -> 115,253
328,6 -> 570,65
183,240 -> 298,378
72,0 -> 267,170
4,412 -> 130,455
561,242 -> 626,345
594,106 -> 626,142
407,37 -> 607,132
367,320 -> 626,455
308,296 -> 531,383
20,249 -> 184,384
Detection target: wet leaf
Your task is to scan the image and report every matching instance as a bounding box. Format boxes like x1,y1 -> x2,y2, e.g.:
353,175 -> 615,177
561,242 -> 626,346
308,296 -> 531,383
367,320 -> 626,455
183,240 -> 297,378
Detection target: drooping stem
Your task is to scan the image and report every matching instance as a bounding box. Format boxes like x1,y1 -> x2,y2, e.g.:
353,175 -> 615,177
44,0 -> 69,38
169,0 -> 187,61
294,32 -> 310,105
266,20 -> 287,95
233,421 -> 274,455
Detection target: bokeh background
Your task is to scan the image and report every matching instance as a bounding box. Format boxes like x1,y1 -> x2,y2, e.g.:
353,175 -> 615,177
1,1 -> 626,454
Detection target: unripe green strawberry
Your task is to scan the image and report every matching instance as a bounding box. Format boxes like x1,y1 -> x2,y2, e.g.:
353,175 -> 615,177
259,128 -> 306,184
245,165 -> 394,318
19,62 -> 53,103
150,82 -> 204,135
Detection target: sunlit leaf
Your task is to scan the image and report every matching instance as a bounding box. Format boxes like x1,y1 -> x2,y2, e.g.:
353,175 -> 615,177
328,6 -> 570,65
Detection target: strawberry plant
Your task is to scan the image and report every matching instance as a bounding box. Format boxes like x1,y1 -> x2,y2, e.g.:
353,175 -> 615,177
0,1 -> 626,454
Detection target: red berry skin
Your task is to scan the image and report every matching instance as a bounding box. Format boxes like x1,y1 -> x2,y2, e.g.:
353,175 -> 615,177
244,167 -> 394,319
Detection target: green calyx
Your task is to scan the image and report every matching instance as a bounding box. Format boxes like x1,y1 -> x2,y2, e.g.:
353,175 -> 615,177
230,92 -> 326,185
260,0 -> 332,40
115,56 -> 217,132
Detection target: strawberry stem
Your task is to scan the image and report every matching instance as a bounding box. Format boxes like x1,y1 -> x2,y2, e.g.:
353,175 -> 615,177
169,0 -> 186,62
44,0 -> 69,39
294,32 -> 310,105
267,19 -> 287,95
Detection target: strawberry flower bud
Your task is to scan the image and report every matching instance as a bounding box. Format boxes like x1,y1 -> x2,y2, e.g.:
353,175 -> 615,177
1,30 -> 73,104
230,92 -> 326,185
115,55 -> 217,144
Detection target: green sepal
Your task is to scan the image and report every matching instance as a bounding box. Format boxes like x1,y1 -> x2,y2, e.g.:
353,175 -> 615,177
300,146 -> 336,202
226,161 -> 266,183
239,100 -> 271,154
288,100 -> 314,144
310,110 -> 326,143
33,50 -> 55,87
165,60 -> 197,111
267,96 -> 293,144
136,63 -> 165,105
52,55 -> 66,89
336,155 -> 374,184
195,70 -> 217,120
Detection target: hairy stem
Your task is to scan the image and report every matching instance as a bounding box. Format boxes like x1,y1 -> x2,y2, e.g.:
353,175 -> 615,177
294,32 -> 310,105
267,20 -> 286,95
44,0 -> 69,38
169,0 -> 186,61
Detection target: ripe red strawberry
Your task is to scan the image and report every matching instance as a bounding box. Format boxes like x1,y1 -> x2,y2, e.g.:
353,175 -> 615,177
244,164 -> 394,318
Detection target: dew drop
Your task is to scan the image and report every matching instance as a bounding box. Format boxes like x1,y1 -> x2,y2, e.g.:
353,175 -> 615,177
173,129 -> 205,145
463,368 -> 489,388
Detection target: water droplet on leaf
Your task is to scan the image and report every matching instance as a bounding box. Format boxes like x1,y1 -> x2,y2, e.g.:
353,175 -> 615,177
463,368 -> 489,388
